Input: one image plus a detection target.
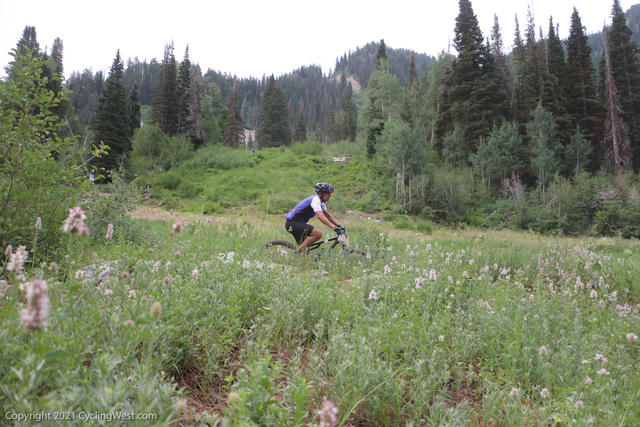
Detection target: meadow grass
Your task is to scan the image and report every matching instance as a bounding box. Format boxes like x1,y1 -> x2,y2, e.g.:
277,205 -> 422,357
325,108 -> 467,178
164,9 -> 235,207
1,210 -> 639,426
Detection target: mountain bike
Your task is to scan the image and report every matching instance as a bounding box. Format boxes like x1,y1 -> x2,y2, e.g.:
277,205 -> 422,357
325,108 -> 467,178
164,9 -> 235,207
264,233 -> 369,259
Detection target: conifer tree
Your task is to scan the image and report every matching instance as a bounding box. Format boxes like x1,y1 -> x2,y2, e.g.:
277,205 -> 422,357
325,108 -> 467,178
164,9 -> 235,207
540,17 -> 571,149
260,75 -> 290,147
343,84 -> 357,142
512,16 -> 528,124
223,80 -> 244,147
607,0 -> 640,169
603,27 -> 632,175
566,8 -> 601,170
409,55 -> 417,88
293,111 -> 307,142
527,103 -> 560,196
490,15 -> 514,118
151,42 -> 179,135
177,46 -> 192,134
188,65 -> 206,146
442,0 -> 508,161
128,82 -> 141,136
376,39 -> 388,72
94,50 -> 131,172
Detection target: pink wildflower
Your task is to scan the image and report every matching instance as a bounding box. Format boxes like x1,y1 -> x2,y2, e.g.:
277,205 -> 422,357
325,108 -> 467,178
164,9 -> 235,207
597,368 -> 609,376
35,217 -> 42,230
128,289 -> 137,298
174,250 -> 182,257
6,245 -> 28,273
163,276 -> 172,284
62,206 -> 89,235
48,262 -> 59,272
438,335 -> 444,342
192,269 -> 199,279
538,346 -> 549,356
173,399 -> 187,413
510,387 -> 519,397
4,245 -> 12,256
121,271 -> 131,279
105,223 -> 113,240
368,289 -> 377,300
171,221 -> 182,234
103,289 -> 113,296
317,400 -> 338,427
20,279 -> 49,331
626,333 -> 638,342
585,377 -> 593,385
428,269 -> 437,281
575,400 -> 584,409
124,319 -> 134,326
540,388 -> 550,399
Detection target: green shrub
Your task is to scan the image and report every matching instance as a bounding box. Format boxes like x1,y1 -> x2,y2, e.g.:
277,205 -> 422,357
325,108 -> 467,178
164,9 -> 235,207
183,145 -> 255,170
129,125 -> 194,172
202,201 -> 223,215
155,171 -> 182,190
176,179 -> 202,197
291,141 -> 323,156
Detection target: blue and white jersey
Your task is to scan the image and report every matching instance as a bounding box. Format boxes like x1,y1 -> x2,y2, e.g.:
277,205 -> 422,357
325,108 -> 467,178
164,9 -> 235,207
285,195 -> 327,223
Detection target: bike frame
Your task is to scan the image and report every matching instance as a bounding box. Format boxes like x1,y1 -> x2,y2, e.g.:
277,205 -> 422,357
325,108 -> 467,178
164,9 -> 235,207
305,235 -> 342,252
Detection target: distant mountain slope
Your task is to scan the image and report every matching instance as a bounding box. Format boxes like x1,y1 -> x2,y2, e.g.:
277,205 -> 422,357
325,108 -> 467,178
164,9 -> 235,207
333,41 -> 436,88
588,4 -> 640,65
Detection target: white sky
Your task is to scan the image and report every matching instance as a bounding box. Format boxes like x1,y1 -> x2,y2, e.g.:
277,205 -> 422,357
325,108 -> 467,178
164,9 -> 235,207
0,0 -> 634,79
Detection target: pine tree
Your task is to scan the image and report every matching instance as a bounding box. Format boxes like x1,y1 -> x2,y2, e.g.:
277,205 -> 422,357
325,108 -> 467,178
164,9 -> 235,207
177,46 -> 192,134
490,15 -> 514,118
443,0 -> 508,161
607,0 -> 640,169
260,75 -> 290,147
343,84 -> 357,142
376,39 -> 388,72
94,50 -> 131,172
603,27 -> 632,175
188,65 -> 206,146
293,111 -> 307,142
540,17 -> 571,151
128,82 -> 141,136
512,16 -> 528,124
151,42 -> 179,135
223,79 -> 244,147
566,8 -> 601,170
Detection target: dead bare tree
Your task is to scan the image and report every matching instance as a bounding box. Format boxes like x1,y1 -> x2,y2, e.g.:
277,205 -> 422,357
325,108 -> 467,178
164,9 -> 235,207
603,27 -> 632,176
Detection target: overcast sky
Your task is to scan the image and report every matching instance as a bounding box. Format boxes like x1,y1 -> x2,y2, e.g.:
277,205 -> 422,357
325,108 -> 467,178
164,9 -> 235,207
0,0 -> 634,80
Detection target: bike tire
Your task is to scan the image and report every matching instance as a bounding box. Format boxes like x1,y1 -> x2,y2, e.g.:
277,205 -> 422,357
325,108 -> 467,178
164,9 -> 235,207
263,240 -> 296,250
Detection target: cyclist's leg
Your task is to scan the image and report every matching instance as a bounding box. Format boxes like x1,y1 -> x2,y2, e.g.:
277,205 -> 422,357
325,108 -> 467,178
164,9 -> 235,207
298,225 -> 321,251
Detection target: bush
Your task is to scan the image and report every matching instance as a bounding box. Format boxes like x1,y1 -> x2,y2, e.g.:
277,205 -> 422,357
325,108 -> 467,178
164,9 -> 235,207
155,171 -> 182,190
128,125 -> 194,172
291,141 -> 323,156
183,145 -> 255,170
0,51 -> 84,257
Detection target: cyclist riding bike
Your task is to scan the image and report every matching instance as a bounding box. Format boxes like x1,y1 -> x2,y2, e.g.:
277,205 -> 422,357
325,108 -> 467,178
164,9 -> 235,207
285,182 -> 345,252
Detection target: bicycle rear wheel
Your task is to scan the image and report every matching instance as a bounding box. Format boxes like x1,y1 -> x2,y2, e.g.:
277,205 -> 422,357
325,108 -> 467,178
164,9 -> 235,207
264,240 -> 295,250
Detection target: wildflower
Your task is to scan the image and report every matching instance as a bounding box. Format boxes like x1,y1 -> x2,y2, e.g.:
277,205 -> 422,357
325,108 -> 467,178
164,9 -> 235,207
438,335 -> 444,342
540,388 -> 550,399
121,271 -> 131,279
383,265 -> 392,275
75,269 -> 84,280
150,301 -> 162,317
626,333 -> 638,342
20,279 -> 49,331
317,400 -> 338,427
4,245 -> 12,256
426,243 -> 431,251
174,250 -> 182,257
392,312 -> 398,319
510,387 -> 519,397
141,295 -> 148,301
163,276 -> 171,284
48,262 -> 59,272
171,221 -> 183,234
192,269 -> 199,279
597,368 -> 609,376
581,359 -> 589,365
366,253 -> 371,260
595,353 -> 608,363
585,377 -> 593,385
206,216 -> 212,223
590,289 -> 598,299
368,289 -> 377,300
124,319 -> 134,326
575,400 -> 584,409
200,261 -> 208,269
62,206 -> 89,235
128,289 -> 136,298
103,289 -> 113,296
538,346 -> 549,356
428,269 -> 437,281
35,217 -> 42,230
242,260 -> 250,269
105,223 -> 113,240
173,399 -> 187,413
6,246 -> 28,273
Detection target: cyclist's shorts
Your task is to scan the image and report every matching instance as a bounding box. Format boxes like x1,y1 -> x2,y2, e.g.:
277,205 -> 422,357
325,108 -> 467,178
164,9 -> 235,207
285,220 -> 314,245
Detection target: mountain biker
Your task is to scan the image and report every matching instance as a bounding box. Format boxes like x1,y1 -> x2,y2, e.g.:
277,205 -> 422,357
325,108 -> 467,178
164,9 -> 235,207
285,182 -> 345,251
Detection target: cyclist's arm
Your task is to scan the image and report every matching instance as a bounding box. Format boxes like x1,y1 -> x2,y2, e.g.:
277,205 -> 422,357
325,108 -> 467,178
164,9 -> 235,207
316,210 -> 337,230
323,210 -> 340,227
